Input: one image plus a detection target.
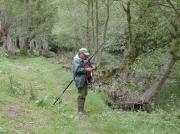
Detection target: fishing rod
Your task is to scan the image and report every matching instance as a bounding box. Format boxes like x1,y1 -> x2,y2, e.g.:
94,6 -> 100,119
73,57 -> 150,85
53,43 -> 106,105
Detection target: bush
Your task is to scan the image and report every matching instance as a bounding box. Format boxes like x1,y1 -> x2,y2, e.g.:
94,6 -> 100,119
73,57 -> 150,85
0,47 -> 8,57
8,74 -> 22,95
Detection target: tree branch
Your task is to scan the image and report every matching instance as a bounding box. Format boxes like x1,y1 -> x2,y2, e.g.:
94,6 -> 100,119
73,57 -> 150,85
121,2 -> 127,13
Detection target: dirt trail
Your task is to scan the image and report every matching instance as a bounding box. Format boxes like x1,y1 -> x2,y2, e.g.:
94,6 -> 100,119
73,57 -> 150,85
2,59 -> 99,134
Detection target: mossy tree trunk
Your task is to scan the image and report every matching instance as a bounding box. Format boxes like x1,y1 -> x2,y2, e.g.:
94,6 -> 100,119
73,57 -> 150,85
143,0 -> 180,103
0,21 -> 15,53
91,0 -> 95,49
86,0 -> 91,50
143,53 -> 176,103
120,1 -> 135,83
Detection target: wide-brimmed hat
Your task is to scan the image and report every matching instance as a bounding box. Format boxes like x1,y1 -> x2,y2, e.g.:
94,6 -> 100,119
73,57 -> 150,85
79,48 -> 90,56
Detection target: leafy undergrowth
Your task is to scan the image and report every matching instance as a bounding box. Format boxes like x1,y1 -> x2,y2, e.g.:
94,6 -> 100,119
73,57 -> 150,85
0,56 -> 179,134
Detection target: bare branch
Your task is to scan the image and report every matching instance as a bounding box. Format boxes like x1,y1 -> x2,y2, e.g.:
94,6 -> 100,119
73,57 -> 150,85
121,2 -> 127,13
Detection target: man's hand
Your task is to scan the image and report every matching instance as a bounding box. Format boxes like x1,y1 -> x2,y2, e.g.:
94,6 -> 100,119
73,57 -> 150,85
91,64 -> 96,70
86,67 -> 92,72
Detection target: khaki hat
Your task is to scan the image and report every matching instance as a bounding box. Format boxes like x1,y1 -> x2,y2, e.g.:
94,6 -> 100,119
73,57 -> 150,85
79,48 -> 90,56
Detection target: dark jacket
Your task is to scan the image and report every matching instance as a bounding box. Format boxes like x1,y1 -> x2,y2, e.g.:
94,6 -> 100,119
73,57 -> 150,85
72,54 -> 93,88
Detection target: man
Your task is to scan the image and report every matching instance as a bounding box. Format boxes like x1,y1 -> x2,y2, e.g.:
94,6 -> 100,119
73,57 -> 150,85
72,48 -> 95,114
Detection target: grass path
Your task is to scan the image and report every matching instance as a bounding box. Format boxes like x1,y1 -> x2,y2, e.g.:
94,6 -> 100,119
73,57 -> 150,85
0,56 -> 179,134
0,56 -> 100,134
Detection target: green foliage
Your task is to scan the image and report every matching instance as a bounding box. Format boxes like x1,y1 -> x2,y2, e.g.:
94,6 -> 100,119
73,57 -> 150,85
0,0 -> 58,47
105,0 -> 177,55
52,0 -> 85,49
34,96 -> 49,107
99,52 -> 121,69
108,48 -> 180,111
8,74 -> 22,95
29,83 -> 37,101
0,47 -> 7,57
88,109 -> 180,134
19,49 -> 28,56
132,49 -> 166,77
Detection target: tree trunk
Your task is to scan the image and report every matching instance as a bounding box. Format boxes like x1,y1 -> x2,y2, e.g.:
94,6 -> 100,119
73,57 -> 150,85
103,0 -> 110,44
19,35 -> 25,49
0,21 -> 15,53
127,2 -> 133,51
0,21 -> 3,33
86,0 -> 91,50
92,0 -> 99,63
143,39 -> 180,103
120,1 -> 134,83
91,0 -> 95,47
143,0 -> 180,103
95,0 -> 99,49
143,54 -> 176,103
97,0 -> 110,64
29,39 -> 35,51
121,1 -> 133,51
42,37 -> 48,50
107,1 -> 180,110
35,37 -> 42,54
2,33 -> 15,53
107,52 -> 178,110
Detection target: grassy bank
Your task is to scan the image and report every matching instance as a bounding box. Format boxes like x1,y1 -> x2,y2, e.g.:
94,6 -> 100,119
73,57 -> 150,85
0,56 -> 179,134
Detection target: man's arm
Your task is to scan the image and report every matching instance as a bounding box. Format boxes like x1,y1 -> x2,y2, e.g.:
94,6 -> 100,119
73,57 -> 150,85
88,59 -> 96,70
73,59 -> 86,75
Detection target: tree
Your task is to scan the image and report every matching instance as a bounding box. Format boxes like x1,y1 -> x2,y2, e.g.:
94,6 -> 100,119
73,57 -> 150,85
0,0 -> 20,53
143,0 -> 180,103
0,0 -> 58,54
107,0 -> 180,110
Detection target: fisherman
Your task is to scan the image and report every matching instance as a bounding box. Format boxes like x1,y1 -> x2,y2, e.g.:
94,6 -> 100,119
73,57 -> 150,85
72,48 -> 95,114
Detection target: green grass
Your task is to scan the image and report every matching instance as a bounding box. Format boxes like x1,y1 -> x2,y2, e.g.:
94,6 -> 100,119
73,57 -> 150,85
0,56 -> 179,134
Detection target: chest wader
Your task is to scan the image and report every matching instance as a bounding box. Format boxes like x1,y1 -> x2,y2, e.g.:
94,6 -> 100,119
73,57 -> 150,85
78,87 -> 88,113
